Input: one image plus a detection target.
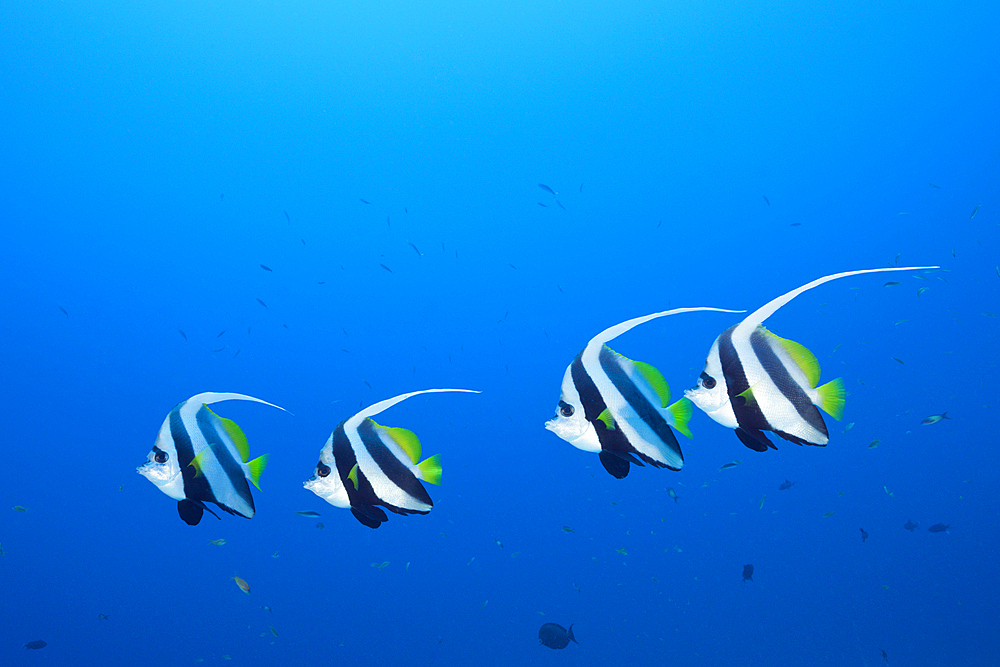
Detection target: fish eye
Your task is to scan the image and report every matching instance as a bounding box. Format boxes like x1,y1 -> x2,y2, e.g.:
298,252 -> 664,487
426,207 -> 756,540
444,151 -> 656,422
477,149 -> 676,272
558,401 -> 574,418
700,372 -> 717,389
154,451 -> 168,464
316,463 -> 331,478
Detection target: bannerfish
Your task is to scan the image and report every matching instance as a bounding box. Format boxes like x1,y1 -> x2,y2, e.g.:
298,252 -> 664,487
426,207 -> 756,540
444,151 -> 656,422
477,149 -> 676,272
304,389 -> 479,528
778,479 -> 796,490
685,266 -> 937,452
545,307 -> 743,479
24,640 -> 47,650
921,412 -> 950,425
903,519 -> 919,532
742,563 -> 754,583
138,392 -> 285,526
928,523 -> 950,533
538,623 -> 577,649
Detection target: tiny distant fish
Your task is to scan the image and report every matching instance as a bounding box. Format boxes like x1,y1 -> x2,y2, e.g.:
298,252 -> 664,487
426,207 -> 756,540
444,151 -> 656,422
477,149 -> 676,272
921,412 -> 950,425
917,287 -> 928,297
538,183 -> 557,196
556,199 -> 566,210
209,538 -> 226,546
883,281 -> 901,287
719,461 -> 741,470
929,183 -> 941,188
295,510 -> 321,517
903,519 -> 919,531
758,494 -> 765,510
261,264 -> 272,272
508,263 -> 517,269
178,329 -> 188,341
891,357 -> 905,365
24,640 -> 47,650
256,298 -> 267,308
211,346 -> 225,353
823,511 -> 835,517
493,537 -> 503,548
562,526 -> 575,533
283,210 -> 290,223
860,528 -> 869,542
315,522 -> 324,529
232,574 -> 251,594
387,216 -> 390,228
538,622 -> 577,649
778,479 -> 795,490
408,242 -> 422,256
217,330 -> 226,338
970,204 -> 981,219
927,523 -> 950,533
666,488 -> 680,504
58,305 -> 68,317
894,319 -> 909,325
538,202 -> 547,207
360,198 -> 371,204
868,439 -> 881,449
13,506 -> 27,512
742,564 -> 754,583
98,613 -> 109,620
579,183 -> 584,192
881,648 -> 888,663
843,422 -> 855,433
379,263 -> 393,274
762,195 -> 770,206
270,626 -> 278,637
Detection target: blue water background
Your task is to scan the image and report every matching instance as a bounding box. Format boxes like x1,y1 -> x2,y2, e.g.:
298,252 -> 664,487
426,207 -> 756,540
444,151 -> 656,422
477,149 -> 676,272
2,1 -> 998,665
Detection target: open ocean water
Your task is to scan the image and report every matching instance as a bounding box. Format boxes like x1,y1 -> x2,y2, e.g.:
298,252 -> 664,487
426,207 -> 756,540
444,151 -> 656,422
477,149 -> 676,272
2,2 -> 998,665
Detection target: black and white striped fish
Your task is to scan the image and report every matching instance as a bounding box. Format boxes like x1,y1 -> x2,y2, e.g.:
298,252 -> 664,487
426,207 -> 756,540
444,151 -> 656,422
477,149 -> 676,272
685,266 -> 937,452
137,392 -> 285,525
304,389 -> 479,528
545,307 -> 743,479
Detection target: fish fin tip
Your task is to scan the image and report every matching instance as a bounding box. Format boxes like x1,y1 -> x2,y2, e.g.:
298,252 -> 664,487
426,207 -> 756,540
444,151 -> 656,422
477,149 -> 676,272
417,454 -> 442,485
667,398 -> 693,438
247,453 -> 269,490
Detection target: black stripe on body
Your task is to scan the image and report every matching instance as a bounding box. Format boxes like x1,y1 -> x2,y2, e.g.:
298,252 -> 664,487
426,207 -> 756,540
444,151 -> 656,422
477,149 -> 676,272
718,325 -> 774,436
570,353 -> 641,471
171,407 -> 214,507
749,328 -> 828,442
195,407 -> 255,517
599,346 -> 681,470
357,419 -> 434,507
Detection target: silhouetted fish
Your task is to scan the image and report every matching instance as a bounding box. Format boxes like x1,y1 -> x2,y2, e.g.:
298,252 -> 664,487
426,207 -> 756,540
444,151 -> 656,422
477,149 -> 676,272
903,519 -> 919,532
24,640 -> 47,650
928,523 -> 950,533
778,479 -> 795,490
538,183 -> 556,196
742,563 -> 754,582
860,528 -> 869,542
538,623 -> 577,649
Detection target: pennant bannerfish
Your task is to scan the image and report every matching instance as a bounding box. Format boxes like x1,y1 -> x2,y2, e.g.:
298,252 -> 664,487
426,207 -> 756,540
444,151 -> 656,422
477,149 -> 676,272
544,307 -> 744,479
684,266 -> 938,452
137,392 -> 286,526
304,389 -> 480,529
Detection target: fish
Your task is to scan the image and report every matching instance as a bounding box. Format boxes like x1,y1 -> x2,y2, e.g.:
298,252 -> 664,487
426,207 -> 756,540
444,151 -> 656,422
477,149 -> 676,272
98,614 -> 109,620
58,305 -> 68,317
24,640 -> 47,650
545,306 -> 743,478
562,526 -> 575,533
868,439 -> 881,449
295,510 -> 321,517
256,298 -> 267,308
860,528 -> 869,542
917,287 -> 929,297
209,538 -> 226,546
742,564 -> 754,583
538,623 -> 577,649
178,329 -> 188,341
881,648 -> 888,662
903,519 -> 919,532
921,412 -> 950,425
232,574 -> 251,594
270,626 -> 278,637
137,392 -> 285,525
260,264 -> 272,272
685,266 -> 936,452
762,195 -> 770,206
883,281 -> 901,287
217,330 -> 226,338
493,537 -> 503,548
666,487 -> 680,504
758,494 -> 765,510
823,511 -> 835,517
929,183 -> 941,188
892,357 -> 905,365
538,183 -> 557,196
971,204 -> 981,219
360,198 -> 371,204
408,242 -> 422,256
778,479 -> 795,490
927,523 -> 950,533
379,263 -> 393,274
13,505 -> 27,512
304,389 -> 480,528
719,461 -> 741,470
283,210 -> 290,223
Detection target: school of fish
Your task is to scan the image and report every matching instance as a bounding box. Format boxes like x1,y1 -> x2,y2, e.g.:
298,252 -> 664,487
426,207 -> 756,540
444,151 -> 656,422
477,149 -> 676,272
137,267 -> 939,527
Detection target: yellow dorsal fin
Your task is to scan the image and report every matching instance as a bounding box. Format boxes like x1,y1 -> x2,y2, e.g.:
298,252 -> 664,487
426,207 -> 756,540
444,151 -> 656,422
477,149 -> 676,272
606,346 -> 672,407
766,328 -> 821,388
206,406 -> 250,463
372,420 -> 421,463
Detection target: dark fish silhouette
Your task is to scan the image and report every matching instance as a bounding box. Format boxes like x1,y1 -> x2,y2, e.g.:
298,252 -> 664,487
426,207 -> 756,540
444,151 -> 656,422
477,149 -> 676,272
742,564 -> 754,583
928,523 -> 950,533
538,183 -> 556,196
778,479 -> 795,490
860,528 -> 869,542
178,329 -> 187,341
360,198 -> 371,204
24,640 -> 47,650
538,623 -> 577,649
256,298 -> 268,308
379,263 -> 393,274
261,264 -> 272,272
921,412 -> 950,425
903,520 -> 919,532
58,305 -> 68,317
762,195 -> 770,206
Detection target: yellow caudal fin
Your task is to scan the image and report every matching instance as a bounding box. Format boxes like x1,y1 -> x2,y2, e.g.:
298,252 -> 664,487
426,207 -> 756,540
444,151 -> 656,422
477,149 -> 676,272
247,453 -> 269,490
667,397 -> 694,439
417,454 -> 442,485
816,377 -> 846,420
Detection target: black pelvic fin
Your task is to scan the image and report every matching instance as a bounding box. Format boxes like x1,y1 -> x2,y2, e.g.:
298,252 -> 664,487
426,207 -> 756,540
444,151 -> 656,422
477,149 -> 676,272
599,450 -> 631,479
351,505 -> 388,529
735,428 -> 774,452
177,499 -> 204,525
